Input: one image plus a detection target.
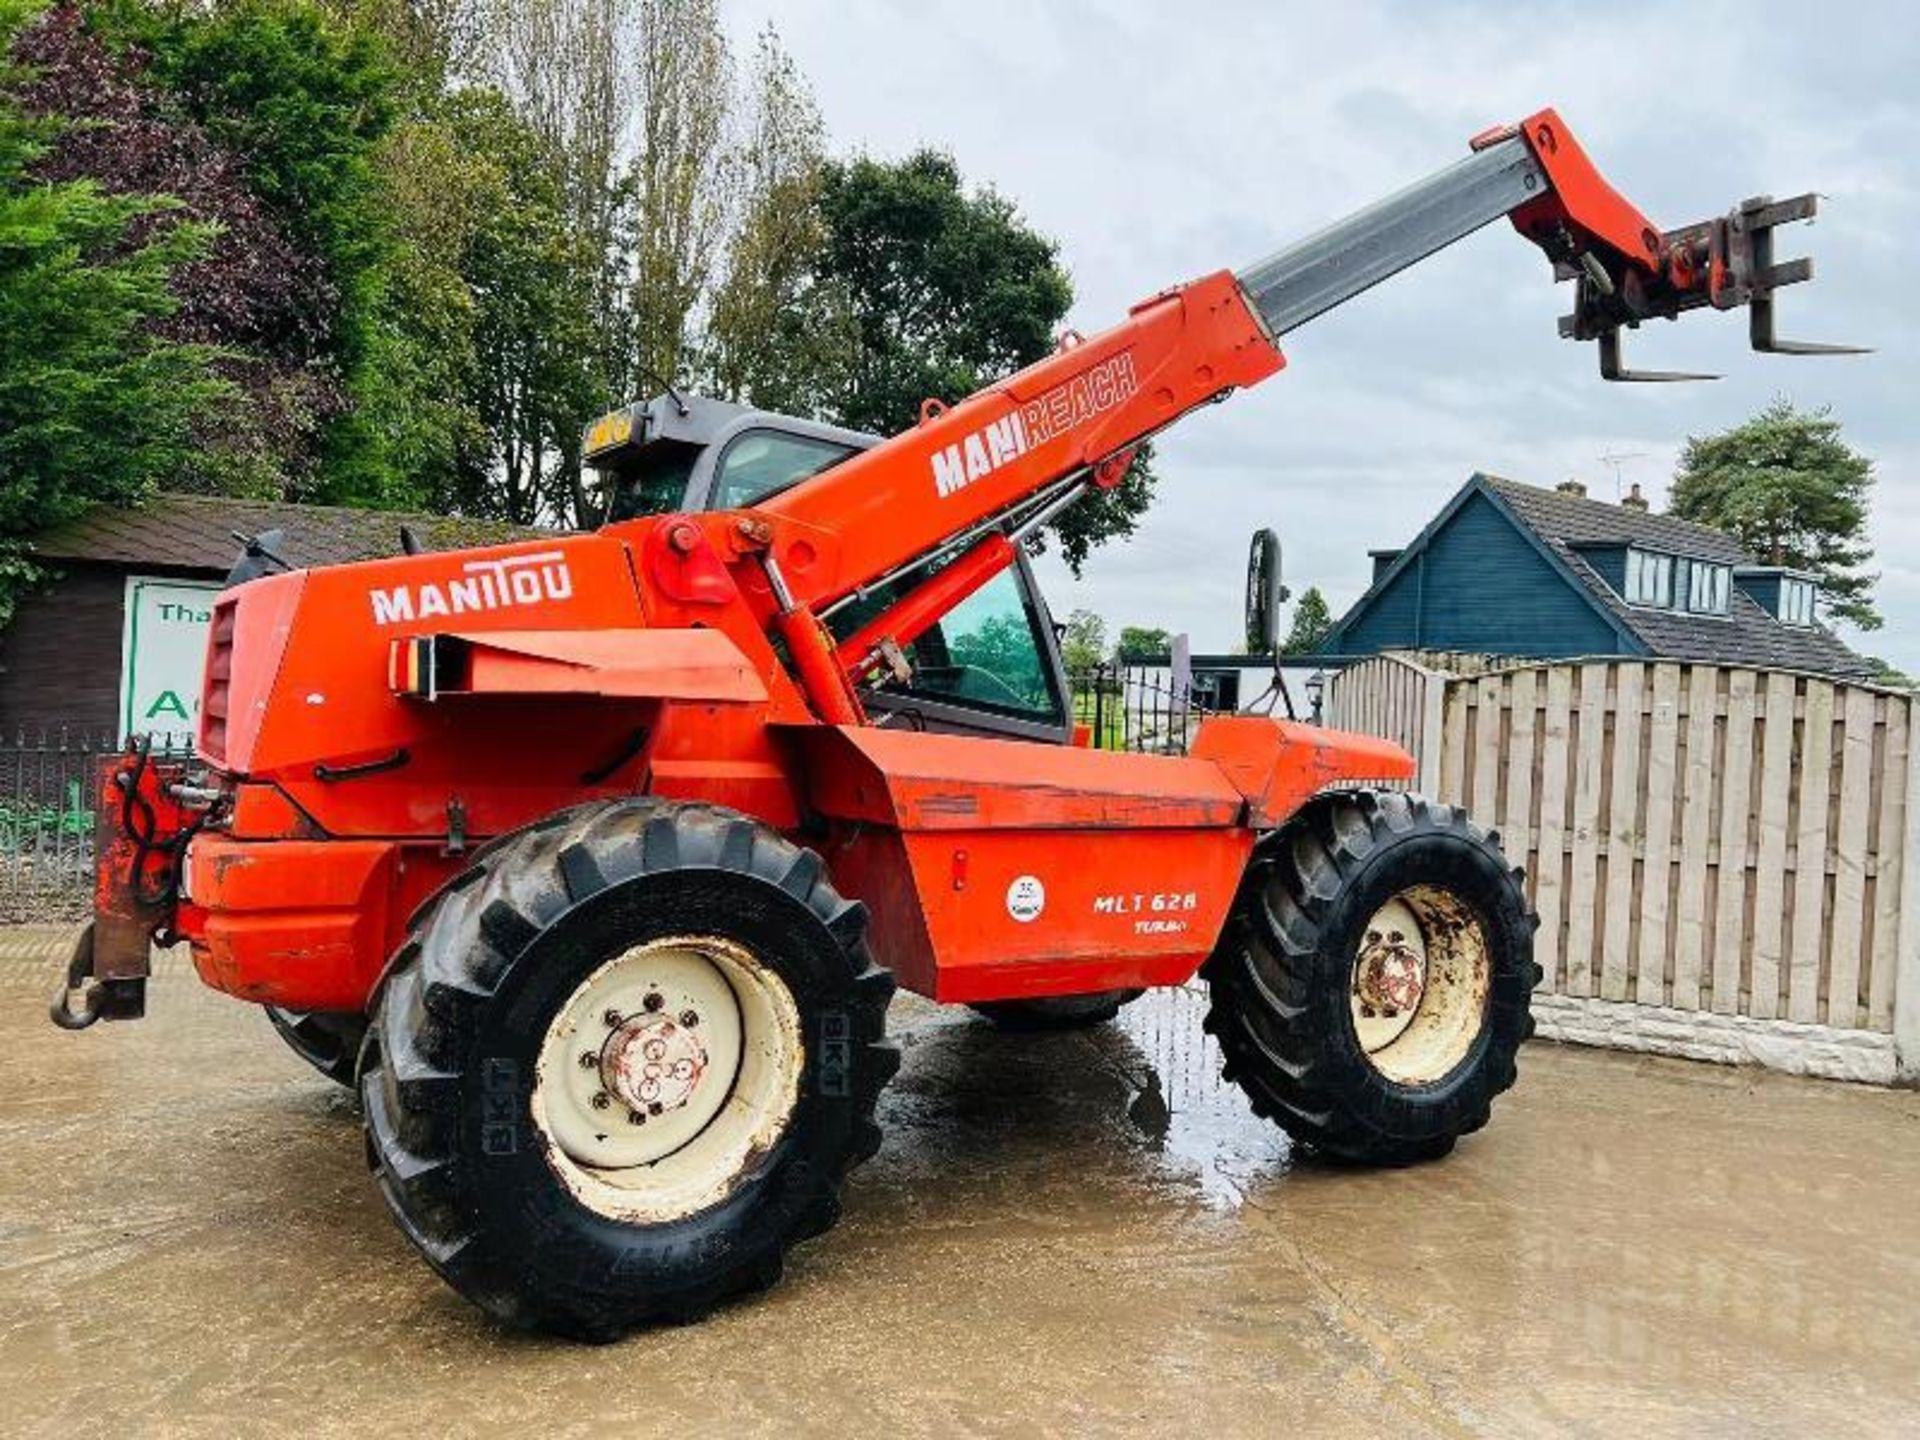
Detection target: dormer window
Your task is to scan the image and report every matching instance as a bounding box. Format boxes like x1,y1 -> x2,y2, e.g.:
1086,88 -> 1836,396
1685,561 -> 1731,615
1780,577 -> 1817,626
1623,548 -> 1673,607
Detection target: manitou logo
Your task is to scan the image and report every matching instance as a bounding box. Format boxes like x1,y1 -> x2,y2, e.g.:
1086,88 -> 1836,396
931,350 -> 1139,499
369,551 -> 573,625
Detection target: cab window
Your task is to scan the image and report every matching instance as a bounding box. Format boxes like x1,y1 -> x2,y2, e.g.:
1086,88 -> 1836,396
607,440 -> 699,519
713,430 -> 854,508
832,564 -> 1063,724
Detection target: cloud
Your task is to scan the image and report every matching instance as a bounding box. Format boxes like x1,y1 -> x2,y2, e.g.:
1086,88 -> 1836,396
725,0 -> 1920,667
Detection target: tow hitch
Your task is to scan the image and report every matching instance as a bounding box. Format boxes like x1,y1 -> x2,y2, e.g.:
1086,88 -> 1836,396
49,740 -> 212,1031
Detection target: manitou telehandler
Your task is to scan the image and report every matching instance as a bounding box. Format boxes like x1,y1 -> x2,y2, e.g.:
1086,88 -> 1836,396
54,110 -> 1857,1337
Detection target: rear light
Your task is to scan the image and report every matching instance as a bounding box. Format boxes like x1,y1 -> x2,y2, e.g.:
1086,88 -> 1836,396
201,598 -> 236,764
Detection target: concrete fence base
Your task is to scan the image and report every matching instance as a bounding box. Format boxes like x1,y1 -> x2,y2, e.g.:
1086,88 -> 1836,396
1532,992 -> 1900,1087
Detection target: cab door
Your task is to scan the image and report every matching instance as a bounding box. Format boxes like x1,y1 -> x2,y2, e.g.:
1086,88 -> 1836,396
826,549 -> 1072,744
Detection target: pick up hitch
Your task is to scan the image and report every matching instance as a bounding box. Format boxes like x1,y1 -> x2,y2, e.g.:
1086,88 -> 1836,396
49,740 -> 210,1031
1561,193 -> 1870,381
48,923 -> 133,1030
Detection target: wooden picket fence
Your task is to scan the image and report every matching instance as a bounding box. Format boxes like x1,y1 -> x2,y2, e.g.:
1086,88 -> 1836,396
1328,653 -> 1920,1082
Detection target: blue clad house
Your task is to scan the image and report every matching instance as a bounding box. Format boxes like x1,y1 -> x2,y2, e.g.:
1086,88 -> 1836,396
1320,473 -> 1872,679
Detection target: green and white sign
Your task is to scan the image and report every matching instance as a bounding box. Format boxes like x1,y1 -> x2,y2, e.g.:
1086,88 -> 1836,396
120,576 -> 221,744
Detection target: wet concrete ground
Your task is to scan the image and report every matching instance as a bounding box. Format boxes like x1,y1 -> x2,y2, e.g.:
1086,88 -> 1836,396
5,927 -> 1919,1438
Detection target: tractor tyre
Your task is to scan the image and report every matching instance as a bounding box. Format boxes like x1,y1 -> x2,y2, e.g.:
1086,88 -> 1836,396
360,798 -> 897,1339
1202,791 -> 1537,1165
265,1007 -> 368,1088
969,989 -> 1143,1030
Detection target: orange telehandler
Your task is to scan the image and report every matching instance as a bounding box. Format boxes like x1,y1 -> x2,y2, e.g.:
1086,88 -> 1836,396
53,110 -> 1857,1337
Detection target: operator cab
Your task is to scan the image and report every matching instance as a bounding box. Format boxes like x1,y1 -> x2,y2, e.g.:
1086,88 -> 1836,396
584,394 -> 1073,743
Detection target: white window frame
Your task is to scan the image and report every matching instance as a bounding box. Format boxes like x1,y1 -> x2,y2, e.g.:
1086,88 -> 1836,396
1780,578 -> 1817,626
1686,561 -> 1731,616
1624,548 -> 1673,608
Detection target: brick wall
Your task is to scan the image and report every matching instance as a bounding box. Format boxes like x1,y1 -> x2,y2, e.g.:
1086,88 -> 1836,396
0,564 -> 127,737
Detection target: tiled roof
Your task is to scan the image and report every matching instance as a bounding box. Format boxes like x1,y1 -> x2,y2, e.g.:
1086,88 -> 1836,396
1482,475 -> 1874,681
1485,475 -> 1748,563
30,494 -> 556,573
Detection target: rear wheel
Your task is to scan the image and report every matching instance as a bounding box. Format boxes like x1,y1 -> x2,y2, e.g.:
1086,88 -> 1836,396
1202,791 -> 1536,1164
265,1007 -> 367,1088
969,990 -> 1143,1030
360,799 -> 896,1338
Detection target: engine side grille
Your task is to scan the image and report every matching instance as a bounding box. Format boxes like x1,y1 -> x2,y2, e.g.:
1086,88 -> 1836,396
201,597 -> 236,764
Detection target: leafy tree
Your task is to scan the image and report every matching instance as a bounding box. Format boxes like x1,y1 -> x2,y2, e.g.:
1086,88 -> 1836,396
1,0 -> 229,622
1116,625 -> 1170,662
1669,398 -> 1880,630
702,23 -> 832,414
18,2 -> 336,496
1049,444 -> 1157,577
627,0 -> 732,391
446,88 -> 602,524
804,150 -> 1065,431
8,0 -> 1171,576
795,150 -> 1154,573
488,0 -> 636,427
367,96 -> 490,510
484,0 -> 752,525
1060,609 -> 1107,673
96,0 -> 420,507
1863,656 -> 1915,692
947,612 -> 1046,708
1282,586 -> 1334,654
347,0 -> 488,85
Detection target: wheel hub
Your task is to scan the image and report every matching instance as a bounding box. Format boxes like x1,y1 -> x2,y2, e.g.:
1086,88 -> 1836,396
531,933 -> 804,1224
601,1012 -> 708,1119
1355,927 -> 1425,1017
1349,884 -> 1491,1086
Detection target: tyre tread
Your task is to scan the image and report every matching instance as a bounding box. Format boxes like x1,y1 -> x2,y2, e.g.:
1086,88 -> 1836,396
1203,789 -> 1535,1164
361,796 -> 895,1336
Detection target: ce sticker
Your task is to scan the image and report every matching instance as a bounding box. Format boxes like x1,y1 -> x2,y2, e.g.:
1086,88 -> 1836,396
1005,875 -> 1046,923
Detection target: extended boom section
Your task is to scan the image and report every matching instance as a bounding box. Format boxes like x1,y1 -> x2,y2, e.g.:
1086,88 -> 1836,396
761,109 -> 1860,701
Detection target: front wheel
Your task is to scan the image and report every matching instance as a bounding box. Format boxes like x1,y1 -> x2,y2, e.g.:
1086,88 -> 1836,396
1203,791 -> 1537,1164
265,1007 -> 367,1088
360,800 -> 897,1338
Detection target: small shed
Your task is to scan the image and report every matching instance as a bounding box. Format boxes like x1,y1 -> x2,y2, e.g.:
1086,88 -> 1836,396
1,494 -> 548,740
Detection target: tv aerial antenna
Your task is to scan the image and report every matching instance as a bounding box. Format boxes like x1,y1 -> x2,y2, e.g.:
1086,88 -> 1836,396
1597,449 -> 1647,499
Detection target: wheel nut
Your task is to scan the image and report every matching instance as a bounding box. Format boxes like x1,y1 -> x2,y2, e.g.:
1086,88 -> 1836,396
602,1009 -> 623,1027
642,991 -> 665,1013
578,1052 -> 598,1070
591,1091 -> 611,1110
680,1009 -> 699,1027
627,1110 -> 647,1126
647,1101 -> 664,1116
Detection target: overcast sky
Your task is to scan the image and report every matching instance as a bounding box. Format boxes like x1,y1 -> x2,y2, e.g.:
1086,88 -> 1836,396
721,0 -> 1919,668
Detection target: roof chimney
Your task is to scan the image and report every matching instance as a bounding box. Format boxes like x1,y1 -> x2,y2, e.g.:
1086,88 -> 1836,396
1621,482 -> 1649,512
1555,479 -> 1587,498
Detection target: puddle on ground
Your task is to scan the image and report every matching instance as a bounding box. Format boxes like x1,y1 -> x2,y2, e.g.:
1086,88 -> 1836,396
883,981 -> 1294,1211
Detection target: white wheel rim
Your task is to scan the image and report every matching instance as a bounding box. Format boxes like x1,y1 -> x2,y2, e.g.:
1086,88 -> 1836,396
1350,884 -> 1491,1086
531,934 -> 804,1224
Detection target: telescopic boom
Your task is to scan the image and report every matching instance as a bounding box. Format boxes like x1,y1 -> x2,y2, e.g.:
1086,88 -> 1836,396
748,108 -> 1860,710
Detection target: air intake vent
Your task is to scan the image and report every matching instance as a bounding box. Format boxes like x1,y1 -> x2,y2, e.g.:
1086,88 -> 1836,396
201,598 -> 236,764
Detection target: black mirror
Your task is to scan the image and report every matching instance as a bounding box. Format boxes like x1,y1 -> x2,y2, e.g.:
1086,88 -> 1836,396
1244,528 -> 1287,654
224,528 -> 291,588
